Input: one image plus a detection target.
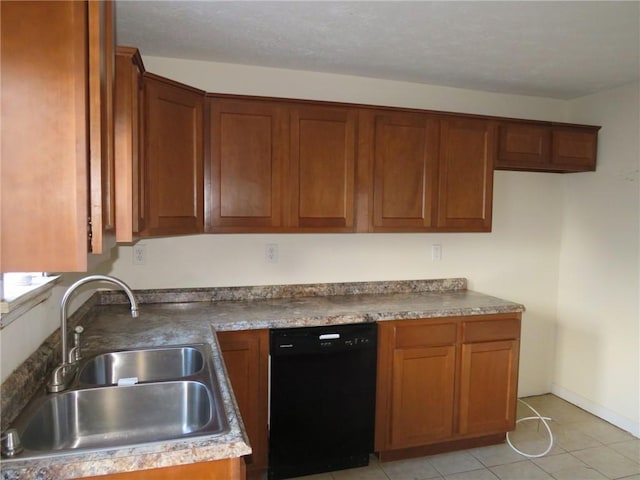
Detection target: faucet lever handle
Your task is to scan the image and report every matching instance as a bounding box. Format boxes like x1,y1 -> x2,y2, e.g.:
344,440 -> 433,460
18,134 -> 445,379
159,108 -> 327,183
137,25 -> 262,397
68,325 -> 84,363
1,428 -> 23,457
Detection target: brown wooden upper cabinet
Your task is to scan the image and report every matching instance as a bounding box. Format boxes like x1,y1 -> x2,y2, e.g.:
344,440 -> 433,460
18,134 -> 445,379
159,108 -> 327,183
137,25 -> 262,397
131,74 -> 600,240
288,104 -> 357,231
496,121 -> 599,173
1,0 -> 114,272
551,126 -> 599,171
141,74 -> 205,236
114,46 -> 146,242
437,117 -> 495,231
206,98 -> 358,233
360,110 -> 439,231
359,110 -> 494,232
206,97 -> 287,232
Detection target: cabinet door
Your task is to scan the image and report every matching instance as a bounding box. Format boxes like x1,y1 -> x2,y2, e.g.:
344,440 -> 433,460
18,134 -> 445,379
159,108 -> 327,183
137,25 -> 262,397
459,339 -> 519,435
497,122 -> 599,173
437,117 -> 495,231
551,127 -> 598,172
363,111 -> 439,230
143,75 -> 204,236
217,330 -> 269,476
207,98 -> 286,231
114,47 -> 145,242
288,105 -> 357,231
1,1 -> 90,271
376,321 -> 457,451
496,122 -> 550,170
390,345 -> 456,448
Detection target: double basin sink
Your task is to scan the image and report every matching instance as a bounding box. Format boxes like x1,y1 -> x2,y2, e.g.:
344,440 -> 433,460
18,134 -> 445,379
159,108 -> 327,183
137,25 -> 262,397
5,344 -> 229,459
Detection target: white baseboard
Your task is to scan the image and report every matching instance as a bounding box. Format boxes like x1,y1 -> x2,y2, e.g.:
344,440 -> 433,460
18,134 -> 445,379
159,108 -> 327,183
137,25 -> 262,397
551,383 -> 640,438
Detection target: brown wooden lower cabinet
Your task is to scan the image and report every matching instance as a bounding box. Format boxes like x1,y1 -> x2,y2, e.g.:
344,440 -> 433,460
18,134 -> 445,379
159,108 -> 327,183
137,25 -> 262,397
376,314 -> 521,461
459,339 -> 520,435
217,329 -> 269,479
109,317 -> 517,477
83,457 -> 245,480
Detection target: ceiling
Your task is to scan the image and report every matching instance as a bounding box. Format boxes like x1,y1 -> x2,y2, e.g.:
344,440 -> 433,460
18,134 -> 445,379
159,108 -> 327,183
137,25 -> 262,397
115,1 -> 640,100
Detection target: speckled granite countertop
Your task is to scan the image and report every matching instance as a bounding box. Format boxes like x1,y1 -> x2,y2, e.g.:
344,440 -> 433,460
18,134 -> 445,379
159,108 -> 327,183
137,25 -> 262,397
0,278 -> 524,479
0,323 -> 252,480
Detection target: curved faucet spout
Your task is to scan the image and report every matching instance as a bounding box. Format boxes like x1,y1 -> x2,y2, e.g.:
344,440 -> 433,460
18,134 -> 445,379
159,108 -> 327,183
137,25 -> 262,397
48,275 -> 138,393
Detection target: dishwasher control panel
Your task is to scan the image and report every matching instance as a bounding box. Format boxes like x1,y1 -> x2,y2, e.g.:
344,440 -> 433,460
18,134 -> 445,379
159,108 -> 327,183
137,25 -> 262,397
270,323 -> 377,356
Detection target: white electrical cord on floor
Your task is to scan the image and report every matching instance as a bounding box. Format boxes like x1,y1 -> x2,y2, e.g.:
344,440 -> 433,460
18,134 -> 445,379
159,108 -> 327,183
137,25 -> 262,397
506,399 -> 555,458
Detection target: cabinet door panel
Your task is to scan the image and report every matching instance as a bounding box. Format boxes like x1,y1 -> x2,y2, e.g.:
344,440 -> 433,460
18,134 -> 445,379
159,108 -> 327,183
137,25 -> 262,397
217,330 -> 269,475
289,105 -> 356,230
463,318 -> 520,343
144,76 -> 204,235
437,118 -> 494,231
551,128 -> 598,171
497,123 -> 550,169
459,339 -> 519,435
372,113 -> 439,229
390,346 -> 456,448
396,322 -> 457,348
208,99 -> 285,230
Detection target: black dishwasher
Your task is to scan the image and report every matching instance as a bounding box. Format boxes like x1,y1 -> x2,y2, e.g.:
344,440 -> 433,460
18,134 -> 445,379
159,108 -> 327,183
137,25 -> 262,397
268,323 -> 377,480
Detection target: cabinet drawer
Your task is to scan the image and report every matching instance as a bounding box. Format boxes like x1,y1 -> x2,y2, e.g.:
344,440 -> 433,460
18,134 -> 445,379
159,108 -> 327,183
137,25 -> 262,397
462,318 -> 520,343
395,322 -> 457,348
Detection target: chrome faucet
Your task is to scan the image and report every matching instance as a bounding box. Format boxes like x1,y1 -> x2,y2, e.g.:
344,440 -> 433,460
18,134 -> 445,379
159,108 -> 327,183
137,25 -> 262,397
47,275 -> 139,393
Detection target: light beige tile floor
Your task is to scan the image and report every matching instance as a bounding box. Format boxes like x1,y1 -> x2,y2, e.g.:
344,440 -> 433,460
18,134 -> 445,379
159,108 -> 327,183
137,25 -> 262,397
288,394 -> 639,480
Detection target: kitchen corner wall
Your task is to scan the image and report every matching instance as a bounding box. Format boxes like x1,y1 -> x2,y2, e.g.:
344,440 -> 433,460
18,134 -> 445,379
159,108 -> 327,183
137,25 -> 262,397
555,81 -> 640,436
106,56 -> 569,398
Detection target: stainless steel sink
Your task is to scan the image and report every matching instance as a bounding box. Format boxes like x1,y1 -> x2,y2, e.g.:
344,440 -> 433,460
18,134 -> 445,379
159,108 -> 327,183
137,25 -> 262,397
78,346 -> 204,385
3,344 -> 229,460
20,381 -> 219,451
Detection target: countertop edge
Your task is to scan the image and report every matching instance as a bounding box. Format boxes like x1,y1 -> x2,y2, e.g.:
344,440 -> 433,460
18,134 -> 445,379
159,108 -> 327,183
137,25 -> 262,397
213,304 -> 525,332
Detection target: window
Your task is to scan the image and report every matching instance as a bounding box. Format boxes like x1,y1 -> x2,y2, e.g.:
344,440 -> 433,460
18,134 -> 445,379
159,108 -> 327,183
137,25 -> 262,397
1,272 -> 60,328
1,272 -> 48,301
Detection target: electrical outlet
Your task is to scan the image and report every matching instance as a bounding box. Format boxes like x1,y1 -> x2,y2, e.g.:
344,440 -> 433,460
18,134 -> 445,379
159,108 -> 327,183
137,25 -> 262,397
431,244 -> 442,261
265,243 -> 279,263
133,244 -> 146,265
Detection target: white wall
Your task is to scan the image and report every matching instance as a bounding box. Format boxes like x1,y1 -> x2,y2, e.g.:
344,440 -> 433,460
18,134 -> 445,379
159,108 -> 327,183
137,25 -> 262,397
554,82 -> 640,435
143,56 -> 566,121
